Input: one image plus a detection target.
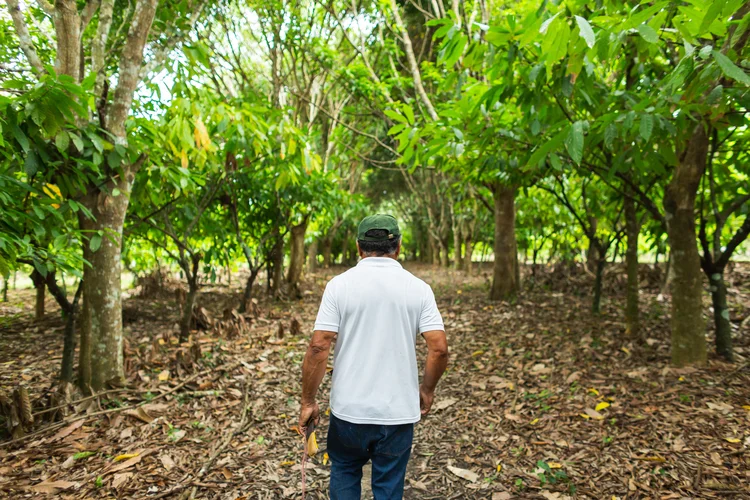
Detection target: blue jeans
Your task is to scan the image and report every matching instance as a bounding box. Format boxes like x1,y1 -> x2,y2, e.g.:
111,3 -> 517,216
327,414 -> 414,500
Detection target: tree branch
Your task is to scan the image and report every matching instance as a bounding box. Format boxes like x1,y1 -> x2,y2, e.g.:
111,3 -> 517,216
5,0 -> 46,74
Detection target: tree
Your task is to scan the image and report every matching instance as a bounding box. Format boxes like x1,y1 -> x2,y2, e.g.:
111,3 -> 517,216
3,0 -> 207,390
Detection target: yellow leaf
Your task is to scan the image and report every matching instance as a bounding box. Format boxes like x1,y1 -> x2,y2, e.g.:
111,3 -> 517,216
471,350 -> 484,357
158,370 -> 170,381
548,462 -> 563,469
678,376 -> 685,382
579,413 -> 591,420
725,438 -> 741,443
180,150 -> 188,169
621,347 -> 630,355
595,402 -> 610,412
280,460 -> 295,467
742,405 -> 750,411
323,452 -> 329,466
43,183 -> 62,208
114,453 -> 139,462
194,118 -> 210,150
530,418 -> 539,425
588,388 -> 599,396
456,290 -> 463,294
496,464 -> 502,472
158,338 -> 166,345
325,407 -> 331,416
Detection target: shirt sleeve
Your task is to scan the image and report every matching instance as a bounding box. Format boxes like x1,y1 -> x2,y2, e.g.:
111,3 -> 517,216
314,280 -> 340,332
419,285 -> 444,333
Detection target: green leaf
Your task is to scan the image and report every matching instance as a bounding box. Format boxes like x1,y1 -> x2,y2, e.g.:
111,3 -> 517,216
637,24 -> 659,43
706,85 -> 724,104
24,151 -> 39,176
699,45 -> 713,59
539,12 -> 561,34
70,133 -> 84,152
712,50 -> 750,85
10,124 -> 30,152
640,114 -> 653,141
527,128 -> 567,167
89,234 -> 102,253
384,110 -> 407,124
402,104 -> 415,125
604,123 -> 618,150
575,16 -> 596,49
565,121 -> 584,165
699,0 -> 727,35
55,131 -> 70,152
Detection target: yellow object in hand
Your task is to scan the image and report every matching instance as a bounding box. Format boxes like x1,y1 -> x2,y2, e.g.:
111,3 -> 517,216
306,430 -> 319,457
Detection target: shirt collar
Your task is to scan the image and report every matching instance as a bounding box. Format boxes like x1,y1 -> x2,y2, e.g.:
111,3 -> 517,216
356,257 -> 403,268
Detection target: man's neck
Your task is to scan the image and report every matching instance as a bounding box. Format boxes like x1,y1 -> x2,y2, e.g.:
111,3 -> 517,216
361,254 -> 398,261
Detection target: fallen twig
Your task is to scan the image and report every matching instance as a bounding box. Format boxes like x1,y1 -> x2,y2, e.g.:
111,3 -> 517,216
0,361 -> 242,449
189,382 -> 252,499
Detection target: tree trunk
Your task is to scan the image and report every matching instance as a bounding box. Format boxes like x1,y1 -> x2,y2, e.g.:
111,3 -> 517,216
60,284 -> 82,384
453,226 -> 463,270
271,228 -> 284,297
439,239 -> 450,268
661,250 -> 672,295
586,217 -> 599,272
286,218 -> 308,295
430,237 -> 440,266
30,270 -> 46,320
709,271 -> 733,362
489,185 -> 518,301
624,195 -> 640,338
179,279 -> 198,342
307,239 -> 318,273
463,237 -> 474,274
77,186 -> 130,392
664,124 -> 708,366
592,254 -> 605,315
1,274 -> 7,302
239,269 -> 260,313
321,238 -> 333,268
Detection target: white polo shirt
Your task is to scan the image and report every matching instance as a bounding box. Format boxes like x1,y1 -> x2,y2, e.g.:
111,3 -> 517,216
314,257 -> 444,425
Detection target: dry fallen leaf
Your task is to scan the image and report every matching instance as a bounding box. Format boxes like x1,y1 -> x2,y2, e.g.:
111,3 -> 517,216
160,454 -> 176,471
158,369 -> 170,381
584,408 -> 605,420
107,453 -> 144,475
492,493 -> 511,500
28,480 -> 77,494
49,420 -> 84,442
124,407 -> 154,424
433,398 -> 458,411
112,472 -> 132,489
447,465 -> 479,482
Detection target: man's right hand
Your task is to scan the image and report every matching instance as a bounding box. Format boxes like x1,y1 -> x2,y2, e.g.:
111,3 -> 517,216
419,385 -> 434,416
299,401 -> 320,430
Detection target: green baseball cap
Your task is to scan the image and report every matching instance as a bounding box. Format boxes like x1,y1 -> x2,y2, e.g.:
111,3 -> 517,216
357,214 -> 401,241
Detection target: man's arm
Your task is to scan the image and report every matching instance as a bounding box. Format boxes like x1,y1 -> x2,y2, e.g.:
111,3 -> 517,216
299,329 -> 336,429
420,329 -> 448,416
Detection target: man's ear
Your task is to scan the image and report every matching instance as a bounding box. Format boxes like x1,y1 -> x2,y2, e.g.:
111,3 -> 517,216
394,240 -> 402,258
356,241 -> 364,258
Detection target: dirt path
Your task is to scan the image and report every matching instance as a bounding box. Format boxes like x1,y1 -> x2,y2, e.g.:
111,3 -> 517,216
0,264 -> 748,499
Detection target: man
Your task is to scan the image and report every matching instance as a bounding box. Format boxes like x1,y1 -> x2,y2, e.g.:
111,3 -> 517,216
299,214 -> 449,500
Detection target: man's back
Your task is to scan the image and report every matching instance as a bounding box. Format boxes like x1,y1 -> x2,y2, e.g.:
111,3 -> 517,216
314,258 -> 443,424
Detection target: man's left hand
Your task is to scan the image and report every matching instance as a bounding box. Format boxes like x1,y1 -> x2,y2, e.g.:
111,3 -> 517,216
299,401 -> 320,430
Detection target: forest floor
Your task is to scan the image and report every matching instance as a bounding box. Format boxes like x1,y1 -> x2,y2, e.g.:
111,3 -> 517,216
0,262 -> 749,499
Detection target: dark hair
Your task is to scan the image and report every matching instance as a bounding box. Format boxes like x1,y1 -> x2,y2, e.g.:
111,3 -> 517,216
358,229 -> 401,256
